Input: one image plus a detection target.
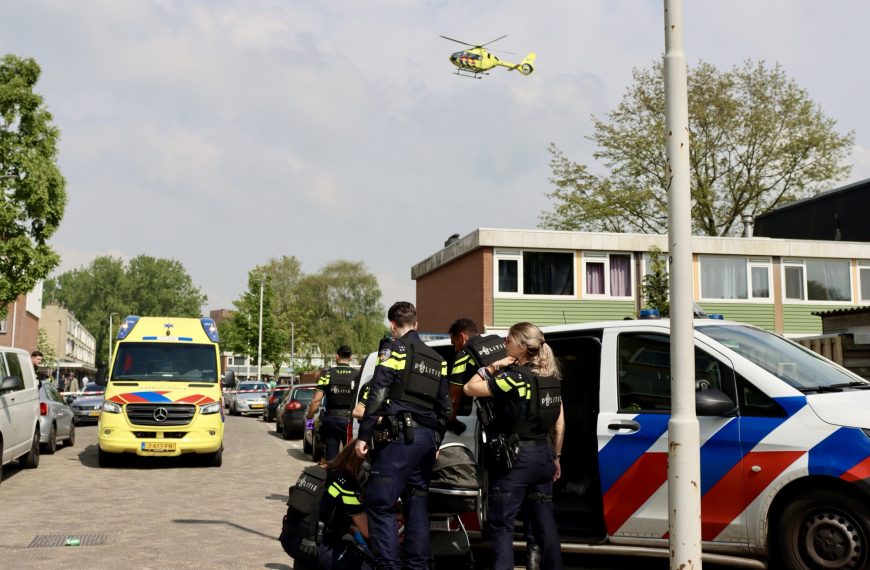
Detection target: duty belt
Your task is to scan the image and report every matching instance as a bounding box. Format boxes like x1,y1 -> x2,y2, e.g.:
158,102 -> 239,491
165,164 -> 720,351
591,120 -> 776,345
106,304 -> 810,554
518,438 -> 548,447
326,409 -> 350,417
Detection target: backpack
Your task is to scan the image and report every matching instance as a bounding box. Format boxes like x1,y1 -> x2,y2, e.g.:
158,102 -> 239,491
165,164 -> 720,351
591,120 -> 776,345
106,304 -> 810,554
281,465 -> 328,539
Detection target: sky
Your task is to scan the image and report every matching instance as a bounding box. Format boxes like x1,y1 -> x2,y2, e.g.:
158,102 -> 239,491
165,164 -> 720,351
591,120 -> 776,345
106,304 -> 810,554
3,0 -> 870,314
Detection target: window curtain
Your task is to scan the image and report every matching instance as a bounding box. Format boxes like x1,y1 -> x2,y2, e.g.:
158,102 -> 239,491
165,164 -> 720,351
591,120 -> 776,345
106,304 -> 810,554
806,260 -> 850,301
784,266 -> 804,300
523,252 -> 573,295
610,255 -> 631,296
701,257 -> 747,299
586,262 -> 604,294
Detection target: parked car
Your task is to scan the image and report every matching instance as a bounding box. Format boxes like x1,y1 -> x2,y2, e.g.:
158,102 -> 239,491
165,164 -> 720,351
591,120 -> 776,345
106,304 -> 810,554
263,385 -> 291,422
303,412 -> 324,460
227,381 -> 269,416
0,347 -> 41,484
38,381 -> 75,454
70,383 -> 106,425
277,384 -> 316,440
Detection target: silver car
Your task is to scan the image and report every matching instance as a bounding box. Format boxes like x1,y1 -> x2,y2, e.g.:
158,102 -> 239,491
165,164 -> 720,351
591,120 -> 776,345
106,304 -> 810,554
70,383 -> 106,424
38,381 -> 75,454
227,382 -> 269,416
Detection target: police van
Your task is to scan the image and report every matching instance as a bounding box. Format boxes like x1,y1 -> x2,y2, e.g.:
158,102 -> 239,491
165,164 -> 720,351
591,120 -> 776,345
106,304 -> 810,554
97,316 -> 226,467
353,318 -> 870,568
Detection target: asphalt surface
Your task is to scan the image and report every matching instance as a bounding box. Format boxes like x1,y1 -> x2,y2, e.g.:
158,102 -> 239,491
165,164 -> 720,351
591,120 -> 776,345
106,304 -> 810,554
0,415 -> 743,569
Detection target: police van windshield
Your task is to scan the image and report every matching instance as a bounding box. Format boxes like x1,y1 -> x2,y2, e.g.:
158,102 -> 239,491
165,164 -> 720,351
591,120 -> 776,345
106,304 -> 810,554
111,342 -> 218,382
697,324 -> 867,391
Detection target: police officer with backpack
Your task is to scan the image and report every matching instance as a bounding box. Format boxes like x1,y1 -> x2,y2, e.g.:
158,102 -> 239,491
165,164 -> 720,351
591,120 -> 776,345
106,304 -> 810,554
464,322 -> 565,570
308,346 -> 356,461
354,301 -> 450,570
280,441 -> 374,570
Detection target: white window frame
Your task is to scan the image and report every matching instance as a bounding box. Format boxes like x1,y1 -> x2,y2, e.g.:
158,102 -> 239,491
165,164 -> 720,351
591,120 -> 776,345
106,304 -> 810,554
698,256 -> 772,302
581,252 -> 634,300
493,249 -> 577,299
781,258 -> 853,304
860,261 -> 870,303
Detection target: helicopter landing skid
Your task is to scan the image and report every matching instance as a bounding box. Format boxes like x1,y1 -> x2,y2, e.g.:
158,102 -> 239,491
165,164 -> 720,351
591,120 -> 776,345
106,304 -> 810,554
454,69 -> 487,79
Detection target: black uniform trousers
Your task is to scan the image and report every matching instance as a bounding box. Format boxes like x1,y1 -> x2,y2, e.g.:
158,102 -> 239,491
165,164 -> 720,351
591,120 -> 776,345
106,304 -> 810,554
486,440 -> 563,570
281,534 -> 373,570
321,414 -> 349,461
364,426 -> 437,570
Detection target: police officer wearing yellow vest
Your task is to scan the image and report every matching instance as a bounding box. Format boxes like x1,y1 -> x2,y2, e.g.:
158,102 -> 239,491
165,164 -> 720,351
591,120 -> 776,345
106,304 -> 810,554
464,322 -> 565,570
354,301 -> 450,570
308,346 -> 356,461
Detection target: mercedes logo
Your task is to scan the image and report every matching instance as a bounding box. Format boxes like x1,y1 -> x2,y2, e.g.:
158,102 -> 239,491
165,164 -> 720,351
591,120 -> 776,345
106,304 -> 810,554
153,407 -> 169,422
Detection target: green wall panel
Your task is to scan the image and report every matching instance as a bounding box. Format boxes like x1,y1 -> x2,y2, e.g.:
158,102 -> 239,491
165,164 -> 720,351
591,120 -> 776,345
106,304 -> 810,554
697,303 -> 775,331
493,299 -> 636,328
782,304 -> 844,335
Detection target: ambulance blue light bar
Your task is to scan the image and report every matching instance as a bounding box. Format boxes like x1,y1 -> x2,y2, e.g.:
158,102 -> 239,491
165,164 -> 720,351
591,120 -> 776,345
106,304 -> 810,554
117,316 -> 140,340
201,318 -> 220,343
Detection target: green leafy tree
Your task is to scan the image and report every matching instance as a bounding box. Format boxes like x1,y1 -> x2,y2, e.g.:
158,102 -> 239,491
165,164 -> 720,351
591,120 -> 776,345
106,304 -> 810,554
44,255 -> 206,362
297,260 -> 386,361
230,270 -> 287,376
641,246 -> 670,317
541,60 -> 854,236
0,55 -> 67,315
36,326 -> 57,368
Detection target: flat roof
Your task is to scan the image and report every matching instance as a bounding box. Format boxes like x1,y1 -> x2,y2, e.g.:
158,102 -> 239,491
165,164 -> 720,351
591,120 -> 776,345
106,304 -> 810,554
412,228 -> 870,279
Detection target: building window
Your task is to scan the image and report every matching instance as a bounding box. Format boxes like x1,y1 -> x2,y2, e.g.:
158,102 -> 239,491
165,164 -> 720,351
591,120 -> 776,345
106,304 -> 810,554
0,319 -> 6,334
783,259 -> 851,302
860,262 -> 870,302
494,250 -> 575,296
699,256 -> 771,300
582,253 -> 633,298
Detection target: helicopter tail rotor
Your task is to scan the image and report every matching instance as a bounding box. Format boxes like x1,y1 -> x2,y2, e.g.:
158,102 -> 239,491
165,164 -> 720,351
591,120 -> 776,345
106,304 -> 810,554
515,52 -> 536,75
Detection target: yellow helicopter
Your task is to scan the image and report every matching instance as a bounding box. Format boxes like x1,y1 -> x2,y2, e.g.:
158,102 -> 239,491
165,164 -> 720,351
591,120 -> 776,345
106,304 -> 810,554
440,35 -> 536,78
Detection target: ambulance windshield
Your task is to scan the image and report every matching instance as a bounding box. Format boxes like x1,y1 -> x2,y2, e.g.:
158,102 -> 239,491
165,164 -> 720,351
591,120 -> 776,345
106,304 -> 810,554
111,342 -> 219,382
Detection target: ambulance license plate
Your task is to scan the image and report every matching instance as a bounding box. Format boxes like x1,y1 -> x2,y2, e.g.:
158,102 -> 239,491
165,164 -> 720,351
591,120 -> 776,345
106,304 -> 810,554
88,411 -> 101,416
141,442 -> 176,452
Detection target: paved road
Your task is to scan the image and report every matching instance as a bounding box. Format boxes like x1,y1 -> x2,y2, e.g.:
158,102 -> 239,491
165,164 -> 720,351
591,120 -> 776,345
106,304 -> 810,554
0,415 -> 745,569
0,414 -> 302,569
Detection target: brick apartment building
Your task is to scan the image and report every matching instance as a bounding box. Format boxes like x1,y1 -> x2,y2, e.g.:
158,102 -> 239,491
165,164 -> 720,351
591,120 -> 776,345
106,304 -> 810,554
0,282 -> 43,352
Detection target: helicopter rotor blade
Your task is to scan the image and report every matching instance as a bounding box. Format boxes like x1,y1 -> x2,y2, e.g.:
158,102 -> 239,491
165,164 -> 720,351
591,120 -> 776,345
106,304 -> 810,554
440,35 -> 475,47
480,34 -> 508,47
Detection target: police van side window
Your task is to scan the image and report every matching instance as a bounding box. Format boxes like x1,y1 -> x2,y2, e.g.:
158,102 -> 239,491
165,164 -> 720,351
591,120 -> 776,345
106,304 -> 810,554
0,353 -> 10,387
618,333 -> 734,413
5,352 -> 25,391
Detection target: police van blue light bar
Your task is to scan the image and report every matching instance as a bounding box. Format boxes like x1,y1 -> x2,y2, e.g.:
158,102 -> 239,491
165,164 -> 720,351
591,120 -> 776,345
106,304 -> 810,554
117,316 -> 140,340
201,318 -> 220,343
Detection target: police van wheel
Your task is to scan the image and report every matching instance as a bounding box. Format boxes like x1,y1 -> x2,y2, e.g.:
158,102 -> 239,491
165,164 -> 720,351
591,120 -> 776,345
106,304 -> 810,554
778,490 -> 870,570
20,429 -> 40,469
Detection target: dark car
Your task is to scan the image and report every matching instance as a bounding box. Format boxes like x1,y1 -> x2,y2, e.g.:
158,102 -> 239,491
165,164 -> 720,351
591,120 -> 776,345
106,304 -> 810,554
263,385 -> 291,422
276,384 -> 316,440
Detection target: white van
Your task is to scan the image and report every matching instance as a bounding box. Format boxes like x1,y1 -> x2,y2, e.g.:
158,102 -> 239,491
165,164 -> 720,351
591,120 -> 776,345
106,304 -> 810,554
354,319 -> 870,568
0,347 -> 41,484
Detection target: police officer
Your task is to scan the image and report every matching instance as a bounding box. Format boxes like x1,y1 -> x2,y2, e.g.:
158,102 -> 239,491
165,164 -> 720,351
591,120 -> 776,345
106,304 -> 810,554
308,346 -> 356,461
464,322 -> 565,570
354,301 -> 450,570
281,441 -> 374,570
446,317 -> 479,421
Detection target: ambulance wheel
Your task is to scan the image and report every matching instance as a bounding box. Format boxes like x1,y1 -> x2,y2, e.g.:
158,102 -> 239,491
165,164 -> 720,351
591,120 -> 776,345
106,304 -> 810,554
203,447 -> 222,467
777,489 -> 870,570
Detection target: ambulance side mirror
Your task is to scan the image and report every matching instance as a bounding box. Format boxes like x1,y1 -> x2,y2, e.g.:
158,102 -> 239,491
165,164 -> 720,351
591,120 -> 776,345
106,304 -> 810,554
222,370 -> 236,389
695,388 -> 736,416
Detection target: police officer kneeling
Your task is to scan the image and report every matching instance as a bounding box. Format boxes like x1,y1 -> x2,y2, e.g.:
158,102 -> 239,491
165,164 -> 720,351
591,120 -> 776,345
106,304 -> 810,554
354,301 -> 450,570
464,322 -> 565,570
280,441 -> 374,570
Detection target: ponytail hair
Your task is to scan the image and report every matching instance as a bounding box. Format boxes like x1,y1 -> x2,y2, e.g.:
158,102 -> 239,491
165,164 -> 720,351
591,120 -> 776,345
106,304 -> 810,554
508,322 -> 560,380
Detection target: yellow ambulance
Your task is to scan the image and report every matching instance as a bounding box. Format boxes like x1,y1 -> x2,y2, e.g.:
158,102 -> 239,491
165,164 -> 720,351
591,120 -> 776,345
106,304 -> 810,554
97,316 -> 226,467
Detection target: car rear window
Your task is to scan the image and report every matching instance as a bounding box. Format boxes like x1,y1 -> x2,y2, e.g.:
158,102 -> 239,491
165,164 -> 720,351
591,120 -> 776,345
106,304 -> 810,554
292,387 -> 315,403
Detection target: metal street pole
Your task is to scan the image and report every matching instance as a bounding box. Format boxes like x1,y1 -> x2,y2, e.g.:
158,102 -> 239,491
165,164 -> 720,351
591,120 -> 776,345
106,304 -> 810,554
663,1 -> 702,568
257,275 -> 264,382
108,313 -> 118,364
56,319 -> 63,384
290,322 -> 295,383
